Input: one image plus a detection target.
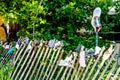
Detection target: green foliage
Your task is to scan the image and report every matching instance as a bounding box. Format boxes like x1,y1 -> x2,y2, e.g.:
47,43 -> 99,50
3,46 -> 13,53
0,0 -> 119,49
0,62 -> 13,80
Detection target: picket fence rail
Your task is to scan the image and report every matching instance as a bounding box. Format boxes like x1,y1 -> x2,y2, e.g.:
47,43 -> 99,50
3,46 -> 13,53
10,42 -> 120,80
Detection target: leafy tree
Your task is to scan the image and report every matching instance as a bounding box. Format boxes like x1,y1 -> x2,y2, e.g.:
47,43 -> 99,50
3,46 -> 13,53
0,0 -> 120,49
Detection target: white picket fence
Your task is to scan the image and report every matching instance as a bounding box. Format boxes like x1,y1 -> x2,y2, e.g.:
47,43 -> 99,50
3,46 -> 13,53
10,43 -> 120,80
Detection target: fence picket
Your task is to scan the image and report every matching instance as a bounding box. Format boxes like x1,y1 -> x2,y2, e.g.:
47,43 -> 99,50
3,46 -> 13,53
55,52 -> 71,80
105,61 -> 117,80
86,46 -> 105,80
34,47 -> 49,79
46,48 -> 62,80
98,44 -> 119,80
10,43 -> 120,80
29,47 -> 46,80
112,67 -> 120,80
49,50 -> 64,80
61,52 -> 77,80
42,48 -> 57,80
38,48 -> 52,79
70,57 -> 79,80
13,44 -> 23,61
14,47 -> 33,80
20,46 -> 39,80
24,45 -> 42,80
11,41 -> 32,80
81,58 -> 93,80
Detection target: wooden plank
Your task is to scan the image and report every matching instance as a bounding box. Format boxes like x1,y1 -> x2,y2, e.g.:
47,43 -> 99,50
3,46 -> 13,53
41,49 -> 57,80
67,57 -> 79,80
38,48 -> 53,79
70,57 -> 80,80
34,47 -> 50,79
13,43 -> 23,61
46,48 -> 62,80
19,46 -> 38,80
81,58 -> 93,80
61,52 -> 77,80
29,46 -> 46,80
86,46 -> 105,80
112,67 -> 120,80
24,45 -> 43,80
105,61 -> 117,80
98,44 -> 119,80
11,41 -> 32,80
13,44 -> 26,66
14,47 -> 33,80
49,50 -> 64,80
55,51 -> 71,80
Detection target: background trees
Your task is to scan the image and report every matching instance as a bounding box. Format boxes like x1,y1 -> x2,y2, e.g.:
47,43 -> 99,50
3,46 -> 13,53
0,0 -> 120,49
